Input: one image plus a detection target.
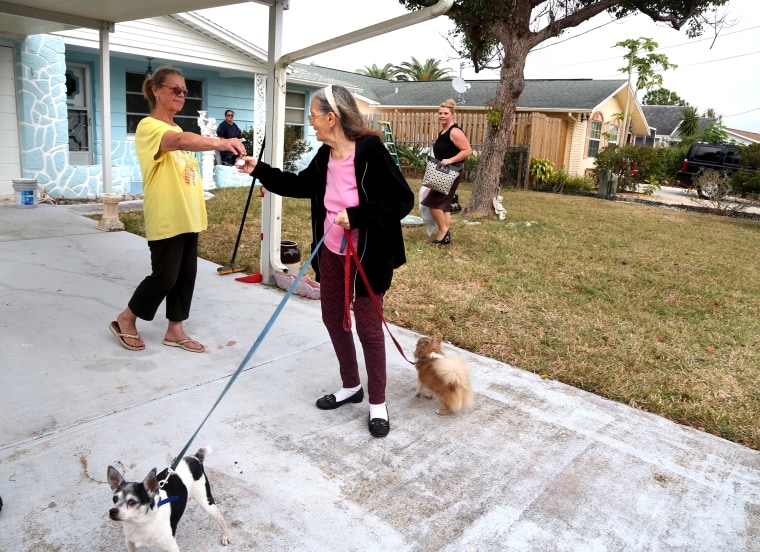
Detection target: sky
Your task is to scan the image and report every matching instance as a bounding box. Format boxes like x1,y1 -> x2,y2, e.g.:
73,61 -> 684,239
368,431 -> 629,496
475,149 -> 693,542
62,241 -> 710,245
199,0 -> 760,133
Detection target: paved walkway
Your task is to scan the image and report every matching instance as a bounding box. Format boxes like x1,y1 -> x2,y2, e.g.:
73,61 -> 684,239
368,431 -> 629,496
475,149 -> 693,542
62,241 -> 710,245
0,203 -> 758,551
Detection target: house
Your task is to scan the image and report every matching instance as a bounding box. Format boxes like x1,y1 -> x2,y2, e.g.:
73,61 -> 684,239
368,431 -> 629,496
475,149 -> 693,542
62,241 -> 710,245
4,7 -> 654,201
725,128 -> 759,146
290,63 -> 651,177
1,12 -> 299,199
639,105 -> 718,147
0,0 -> 462,283
3,11 -> 356,199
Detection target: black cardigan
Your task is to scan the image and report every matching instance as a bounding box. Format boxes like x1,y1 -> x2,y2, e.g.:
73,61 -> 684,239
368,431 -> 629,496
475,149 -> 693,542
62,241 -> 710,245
252,134 -> 414,296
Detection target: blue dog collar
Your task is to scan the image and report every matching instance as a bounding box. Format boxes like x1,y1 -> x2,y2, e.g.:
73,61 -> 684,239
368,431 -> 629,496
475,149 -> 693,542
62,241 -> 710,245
157,495 -> 179,508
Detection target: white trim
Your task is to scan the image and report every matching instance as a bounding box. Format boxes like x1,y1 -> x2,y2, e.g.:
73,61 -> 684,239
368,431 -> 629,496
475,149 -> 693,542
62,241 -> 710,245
53,14 -> 267,75
0,44 -> 20,195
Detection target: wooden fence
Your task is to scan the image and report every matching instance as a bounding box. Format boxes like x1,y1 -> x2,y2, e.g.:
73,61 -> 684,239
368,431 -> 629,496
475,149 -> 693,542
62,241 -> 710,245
365,111 -> 567,168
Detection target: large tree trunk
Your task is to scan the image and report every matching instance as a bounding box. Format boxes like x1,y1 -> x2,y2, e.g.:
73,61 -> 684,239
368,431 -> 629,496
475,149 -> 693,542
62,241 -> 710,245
465,23 -> 531,218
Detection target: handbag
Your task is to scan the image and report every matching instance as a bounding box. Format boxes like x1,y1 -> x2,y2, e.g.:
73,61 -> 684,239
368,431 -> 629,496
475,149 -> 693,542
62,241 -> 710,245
422,156 -> 462,195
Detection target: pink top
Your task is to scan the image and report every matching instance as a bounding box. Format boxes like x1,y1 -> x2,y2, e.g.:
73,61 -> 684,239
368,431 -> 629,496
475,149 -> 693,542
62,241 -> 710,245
324,150 -> 359,255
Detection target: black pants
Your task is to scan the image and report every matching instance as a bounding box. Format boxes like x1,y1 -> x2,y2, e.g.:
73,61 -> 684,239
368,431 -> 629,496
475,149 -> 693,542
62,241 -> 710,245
128,233 -> 199,322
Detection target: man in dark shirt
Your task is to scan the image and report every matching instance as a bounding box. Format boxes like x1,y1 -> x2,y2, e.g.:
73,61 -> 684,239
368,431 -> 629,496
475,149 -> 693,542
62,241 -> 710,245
216,110 -> 242,165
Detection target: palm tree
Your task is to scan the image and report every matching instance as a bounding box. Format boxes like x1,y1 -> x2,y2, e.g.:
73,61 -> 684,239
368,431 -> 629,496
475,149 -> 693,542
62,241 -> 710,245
677,105 -> 701,138
394,57 -> 455,81
356,63 -> 402,80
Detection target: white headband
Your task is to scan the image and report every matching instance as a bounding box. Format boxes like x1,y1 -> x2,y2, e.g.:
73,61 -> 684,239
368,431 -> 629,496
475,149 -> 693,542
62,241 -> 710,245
324,85 -> 341,118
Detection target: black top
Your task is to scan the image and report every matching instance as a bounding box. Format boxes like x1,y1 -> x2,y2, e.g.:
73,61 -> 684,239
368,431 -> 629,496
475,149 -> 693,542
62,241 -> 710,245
216,121 -> 241,139
433,124 -> 462,161
252,135 -> 414,296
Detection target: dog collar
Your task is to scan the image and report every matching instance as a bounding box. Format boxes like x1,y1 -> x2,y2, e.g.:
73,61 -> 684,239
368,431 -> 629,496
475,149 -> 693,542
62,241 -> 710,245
157,495 -> 179,508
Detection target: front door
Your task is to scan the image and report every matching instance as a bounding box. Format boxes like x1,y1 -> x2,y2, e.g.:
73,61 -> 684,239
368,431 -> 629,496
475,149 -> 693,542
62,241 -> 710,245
66,63 -> 92,166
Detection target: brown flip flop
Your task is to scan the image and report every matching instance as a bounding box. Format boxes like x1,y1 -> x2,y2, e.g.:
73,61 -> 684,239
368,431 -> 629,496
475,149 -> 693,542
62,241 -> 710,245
162,338 -> 206,353
109,321 -> 145,351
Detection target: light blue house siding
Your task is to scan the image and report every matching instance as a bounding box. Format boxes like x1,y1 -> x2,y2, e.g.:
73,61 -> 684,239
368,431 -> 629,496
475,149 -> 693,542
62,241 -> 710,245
16,34 -> 258,198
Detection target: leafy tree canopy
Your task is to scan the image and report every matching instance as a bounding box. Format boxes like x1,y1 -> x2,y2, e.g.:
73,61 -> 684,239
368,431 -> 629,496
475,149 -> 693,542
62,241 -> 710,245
694,121 -> 729,144
398,0 -> 729,217
643,87 -> 689,106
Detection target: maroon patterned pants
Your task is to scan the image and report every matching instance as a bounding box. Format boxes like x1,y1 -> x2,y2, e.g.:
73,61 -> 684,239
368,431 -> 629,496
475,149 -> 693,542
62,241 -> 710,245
319,247 -> 386,404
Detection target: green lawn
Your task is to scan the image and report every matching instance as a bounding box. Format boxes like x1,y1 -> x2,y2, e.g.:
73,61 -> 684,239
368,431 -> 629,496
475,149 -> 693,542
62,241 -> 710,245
115,181 -> 760,450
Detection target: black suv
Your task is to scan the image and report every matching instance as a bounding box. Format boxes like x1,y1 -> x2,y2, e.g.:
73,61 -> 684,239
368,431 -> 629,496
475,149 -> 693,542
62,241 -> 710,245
677,142 -> 741,198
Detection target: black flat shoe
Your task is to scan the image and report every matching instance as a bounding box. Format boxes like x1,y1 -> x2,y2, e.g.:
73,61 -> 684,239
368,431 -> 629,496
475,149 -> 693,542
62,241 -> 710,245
316,387 -> 364,410
431,229 -> 451,245
368,413 -> 390,437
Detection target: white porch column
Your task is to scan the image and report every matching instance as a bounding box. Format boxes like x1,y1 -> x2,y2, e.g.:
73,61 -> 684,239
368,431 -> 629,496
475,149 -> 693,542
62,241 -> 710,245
259,0 -> 289,284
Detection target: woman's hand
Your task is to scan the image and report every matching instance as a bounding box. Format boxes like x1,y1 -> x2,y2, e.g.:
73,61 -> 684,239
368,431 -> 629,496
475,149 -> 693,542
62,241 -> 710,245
220,138 -> 246,157
235,156 -> 257,175
334,209 -> 351,230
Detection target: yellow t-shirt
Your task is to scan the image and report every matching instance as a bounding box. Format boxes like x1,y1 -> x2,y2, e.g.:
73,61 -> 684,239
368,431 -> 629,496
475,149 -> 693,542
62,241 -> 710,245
135,117 -> 208,241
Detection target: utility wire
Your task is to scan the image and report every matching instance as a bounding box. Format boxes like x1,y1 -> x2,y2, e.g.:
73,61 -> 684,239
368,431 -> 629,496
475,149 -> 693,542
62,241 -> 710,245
531,23 -> 760,69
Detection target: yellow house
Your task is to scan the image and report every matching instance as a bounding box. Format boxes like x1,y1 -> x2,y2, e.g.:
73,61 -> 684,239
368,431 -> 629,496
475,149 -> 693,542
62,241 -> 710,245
292,63 -> 649,177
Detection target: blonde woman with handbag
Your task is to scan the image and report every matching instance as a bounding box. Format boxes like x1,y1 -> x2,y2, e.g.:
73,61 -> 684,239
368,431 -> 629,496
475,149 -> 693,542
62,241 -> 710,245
421,99 -> 472,245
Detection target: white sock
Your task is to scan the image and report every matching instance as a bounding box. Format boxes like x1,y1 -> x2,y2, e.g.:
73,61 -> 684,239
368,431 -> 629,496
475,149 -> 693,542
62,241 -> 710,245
369,402 -> 388,421
334,384 -> 361,402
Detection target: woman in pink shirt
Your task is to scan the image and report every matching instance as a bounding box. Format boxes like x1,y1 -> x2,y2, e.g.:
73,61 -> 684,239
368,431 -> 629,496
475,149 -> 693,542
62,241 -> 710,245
238,85 -> 413,437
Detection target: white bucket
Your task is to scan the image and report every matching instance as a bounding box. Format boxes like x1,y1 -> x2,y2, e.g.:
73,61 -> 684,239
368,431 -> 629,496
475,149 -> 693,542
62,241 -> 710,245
12,178 -> 38,209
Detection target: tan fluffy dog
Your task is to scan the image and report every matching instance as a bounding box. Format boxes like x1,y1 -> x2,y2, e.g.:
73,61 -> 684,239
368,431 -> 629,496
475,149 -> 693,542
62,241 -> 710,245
414,335 -> 474,415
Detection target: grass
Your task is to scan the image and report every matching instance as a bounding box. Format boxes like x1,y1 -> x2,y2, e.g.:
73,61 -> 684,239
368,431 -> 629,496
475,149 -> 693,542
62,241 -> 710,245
114,180 -> 760,450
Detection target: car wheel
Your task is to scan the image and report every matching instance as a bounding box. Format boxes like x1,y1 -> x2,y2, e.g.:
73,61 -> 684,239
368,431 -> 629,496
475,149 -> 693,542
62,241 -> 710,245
697,182 -> 717,200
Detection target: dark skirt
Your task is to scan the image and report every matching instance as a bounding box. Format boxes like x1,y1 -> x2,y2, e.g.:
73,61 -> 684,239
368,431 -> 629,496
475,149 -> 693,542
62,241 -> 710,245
420,163 -> 463,210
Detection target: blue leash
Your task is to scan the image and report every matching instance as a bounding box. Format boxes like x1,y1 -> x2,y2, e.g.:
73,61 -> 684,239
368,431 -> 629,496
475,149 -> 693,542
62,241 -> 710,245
170,224 -> 332,471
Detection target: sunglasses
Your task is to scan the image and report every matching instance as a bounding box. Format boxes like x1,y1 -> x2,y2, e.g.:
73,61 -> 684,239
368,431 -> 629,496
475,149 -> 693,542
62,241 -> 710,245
159,84 -> 188,97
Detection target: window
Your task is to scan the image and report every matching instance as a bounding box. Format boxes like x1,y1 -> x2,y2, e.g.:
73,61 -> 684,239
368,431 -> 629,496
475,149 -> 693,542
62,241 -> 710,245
607,123 -> 619,146
588,120 -> 602,157
285,91 -> 306,139
125,72 -> 203,134
692,144 -> 725,164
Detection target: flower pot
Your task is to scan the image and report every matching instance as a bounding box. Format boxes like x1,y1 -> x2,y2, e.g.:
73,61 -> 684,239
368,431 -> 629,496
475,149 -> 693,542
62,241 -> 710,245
280,240 -> 301,273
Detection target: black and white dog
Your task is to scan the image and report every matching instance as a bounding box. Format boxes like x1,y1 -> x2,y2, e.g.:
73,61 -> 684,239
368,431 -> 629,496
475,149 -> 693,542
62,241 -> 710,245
107,448 -> 230,551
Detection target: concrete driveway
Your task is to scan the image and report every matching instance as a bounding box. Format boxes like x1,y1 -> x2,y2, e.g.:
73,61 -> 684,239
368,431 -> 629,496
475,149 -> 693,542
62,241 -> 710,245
621,185 -> 760,217
1,203 -> 759,551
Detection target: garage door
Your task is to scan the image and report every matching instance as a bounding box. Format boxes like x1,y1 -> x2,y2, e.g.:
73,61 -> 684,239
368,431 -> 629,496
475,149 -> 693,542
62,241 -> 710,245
0,46 -> 21,196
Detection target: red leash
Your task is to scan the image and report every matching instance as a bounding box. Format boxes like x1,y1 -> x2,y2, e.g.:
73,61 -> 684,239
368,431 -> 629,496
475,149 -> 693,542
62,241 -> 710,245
341,229 -> 415,365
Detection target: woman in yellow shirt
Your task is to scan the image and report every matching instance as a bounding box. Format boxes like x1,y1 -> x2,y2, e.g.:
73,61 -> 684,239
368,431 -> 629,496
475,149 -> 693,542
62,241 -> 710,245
109,66 -> 245,352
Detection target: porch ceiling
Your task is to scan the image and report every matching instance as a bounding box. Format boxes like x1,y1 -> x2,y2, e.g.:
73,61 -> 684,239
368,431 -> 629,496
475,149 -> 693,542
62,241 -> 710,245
0,0 -> 273,37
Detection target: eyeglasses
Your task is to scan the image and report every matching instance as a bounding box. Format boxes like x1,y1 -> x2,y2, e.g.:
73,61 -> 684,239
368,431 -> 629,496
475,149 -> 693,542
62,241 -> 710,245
159,84 -> 189,97
308,113 -> 328,123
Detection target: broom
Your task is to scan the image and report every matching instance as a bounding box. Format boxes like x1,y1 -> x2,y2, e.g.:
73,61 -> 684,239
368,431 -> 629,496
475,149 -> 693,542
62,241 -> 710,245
217,137 -> 265,275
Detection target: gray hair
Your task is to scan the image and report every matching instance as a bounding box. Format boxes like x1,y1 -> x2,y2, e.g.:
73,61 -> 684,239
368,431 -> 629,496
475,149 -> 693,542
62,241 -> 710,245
312,85 -> 380,141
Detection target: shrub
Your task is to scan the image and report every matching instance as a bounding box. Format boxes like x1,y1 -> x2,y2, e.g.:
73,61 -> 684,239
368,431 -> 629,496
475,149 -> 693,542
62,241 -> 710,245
240,127 -> 255,157
282,127 -> 313,172
594,144 -> 686,191
655,144 -> 689,184
529,157 -> 554,188
692,168 -> 753,212
593,145 -> 635,190
463,151 -> 479,182
549,169 -> 593,193
397,145 -> 428,177
732,143 -> 760,196
240,127 -> 313,172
